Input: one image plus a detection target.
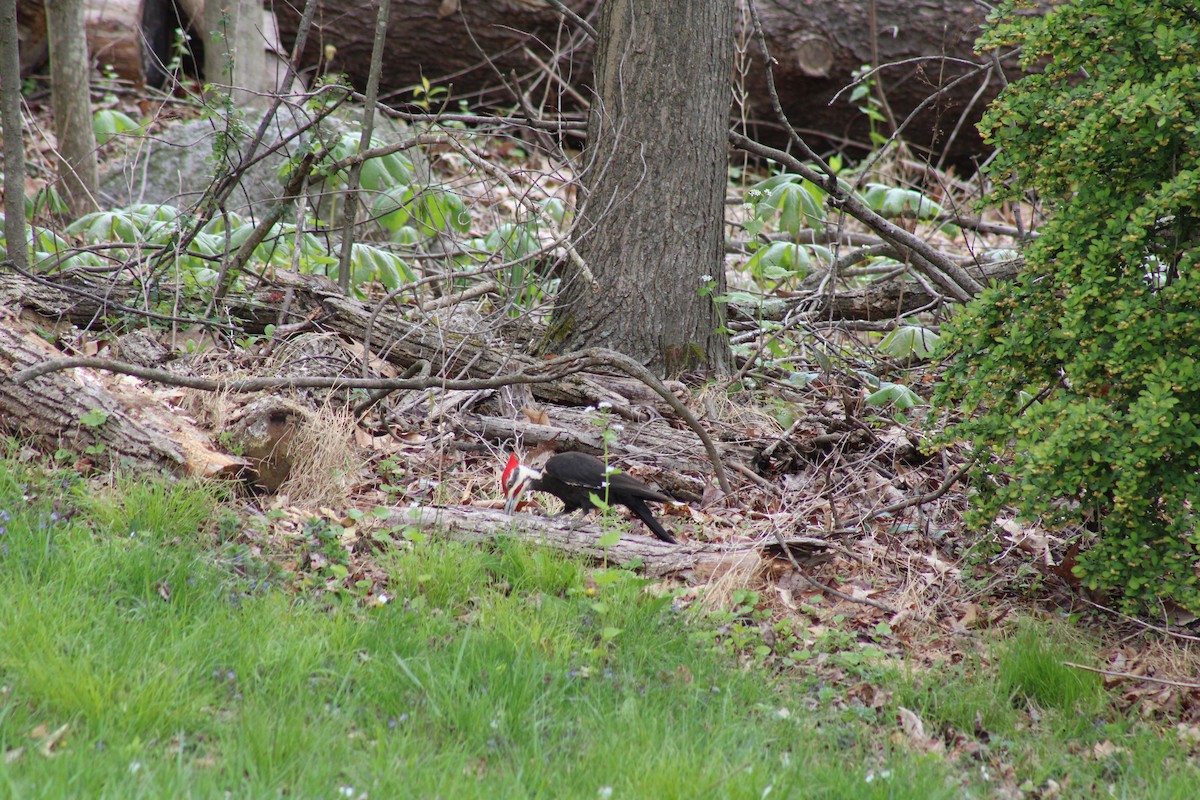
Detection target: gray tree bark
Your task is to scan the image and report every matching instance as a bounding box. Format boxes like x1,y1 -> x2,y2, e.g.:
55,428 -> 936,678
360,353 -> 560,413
2,0 -> 30,270
47,0 -> 100,217
545,0 -> 734,377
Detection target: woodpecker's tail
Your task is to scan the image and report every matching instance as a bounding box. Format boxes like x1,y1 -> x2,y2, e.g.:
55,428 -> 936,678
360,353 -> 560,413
628,498 -> 676,544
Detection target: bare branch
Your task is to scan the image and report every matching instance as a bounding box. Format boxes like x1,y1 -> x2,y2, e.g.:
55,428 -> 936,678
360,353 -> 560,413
730,132 -> 981,301
544,0 -> 597,40
1063,662 -> 1200,691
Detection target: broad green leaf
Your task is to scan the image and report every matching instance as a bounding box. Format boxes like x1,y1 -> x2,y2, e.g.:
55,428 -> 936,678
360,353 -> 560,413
879,325 -> 941,360
865,382 -> 925,409
861,183 -> 945,219
93,109 -> 141,144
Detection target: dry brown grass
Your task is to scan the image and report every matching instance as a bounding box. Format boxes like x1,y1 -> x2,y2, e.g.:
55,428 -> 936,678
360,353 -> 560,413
276,404 -> 362,508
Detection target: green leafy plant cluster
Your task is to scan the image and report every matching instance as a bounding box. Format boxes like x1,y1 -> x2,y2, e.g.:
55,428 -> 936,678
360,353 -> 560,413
742,161 -> 948,292
937,1 -> 1200,612
732,156 -> 951,394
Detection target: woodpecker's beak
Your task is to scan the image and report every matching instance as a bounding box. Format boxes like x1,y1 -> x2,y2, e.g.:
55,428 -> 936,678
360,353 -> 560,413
503,484 -> 522,514
501,463 -> 538,514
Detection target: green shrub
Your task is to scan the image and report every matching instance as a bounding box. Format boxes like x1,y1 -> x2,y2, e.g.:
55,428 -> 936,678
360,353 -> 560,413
937,1 -> 1200,612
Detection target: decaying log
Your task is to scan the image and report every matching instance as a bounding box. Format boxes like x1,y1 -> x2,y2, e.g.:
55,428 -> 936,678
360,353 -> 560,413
273,0 -> 1041,164
730,257 -> 1024,324
0,267 -> 664,417
389,504 -> 828,581
817,256 -> 1023,321
2,268 -> 748,487
0,320 -> 246,477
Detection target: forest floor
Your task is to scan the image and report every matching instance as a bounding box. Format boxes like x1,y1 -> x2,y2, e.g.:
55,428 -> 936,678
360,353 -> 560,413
4,85 -> 1200,797
2,452 -> 1200,799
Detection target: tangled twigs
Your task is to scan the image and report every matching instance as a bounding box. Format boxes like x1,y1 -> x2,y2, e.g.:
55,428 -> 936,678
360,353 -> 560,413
575,348 -> 732,497
9,347 -> 732,496
863,460 -> 974,523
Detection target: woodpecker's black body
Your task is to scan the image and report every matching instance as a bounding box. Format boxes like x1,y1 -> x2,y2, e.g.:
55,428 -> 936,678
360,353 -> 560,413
502,451 -> 677,543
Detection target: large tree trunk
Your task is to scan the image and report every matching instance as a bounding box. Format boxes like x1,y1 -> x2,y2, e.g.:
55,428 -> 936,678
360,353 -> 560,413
545,0 -> 733,377
2,0 -> 29,271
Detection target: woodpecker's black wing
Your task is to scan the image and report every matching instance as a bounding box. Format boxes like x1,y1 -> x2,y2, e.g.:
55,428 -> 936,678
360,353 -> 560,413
540,452 -> 676,542
544,453 -> 667,496
604,471 -> 672,503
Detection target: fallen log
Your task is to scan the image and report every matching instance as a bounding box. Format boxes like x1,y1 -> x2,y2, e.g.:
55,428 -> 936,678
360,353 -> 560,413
389,504 -> 830,582
0,266 -> 689,418
272,0 -> 1042,164
729,256 -> 1023,324
1,267 -> 741,487
0,319 -> 245,477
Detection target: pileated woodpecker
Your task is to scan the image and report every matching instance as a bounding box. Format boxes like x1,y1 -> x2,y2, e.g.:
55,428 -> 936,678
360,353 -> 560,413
501,451 -> 677,543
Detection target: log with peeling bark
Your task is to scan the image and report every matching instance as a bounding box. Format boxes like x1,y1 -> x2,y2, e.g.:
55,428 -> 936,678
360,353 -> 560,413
0,252 -> 1010,349
389,504 -> 830,581
729,257 -> 1023,323
821,258 -> 1022,320
272,0 -> 1046,164
0,320 -> 247,477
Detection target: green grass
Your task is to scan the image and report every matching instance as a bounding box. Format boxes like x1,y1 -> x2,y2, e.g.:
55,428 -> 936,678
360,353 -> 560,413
0,453 -> 1197,798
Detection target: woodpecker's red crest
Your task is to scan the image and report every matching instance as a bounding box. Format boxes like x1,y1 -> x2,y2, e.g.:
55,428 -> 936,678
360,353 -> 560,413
501,452 -> 520,492
501,453 -> 541,513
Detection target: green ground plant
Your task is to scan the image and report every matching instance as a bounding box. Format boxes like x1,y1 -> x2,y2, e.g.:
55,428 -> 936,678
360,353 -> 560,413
937,0 -> 1200,613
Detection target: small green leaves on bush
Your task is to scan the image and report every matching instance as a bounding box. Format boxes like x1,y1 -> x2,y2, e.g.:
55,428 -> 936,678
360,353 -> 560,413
938,0 -> 1200,614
